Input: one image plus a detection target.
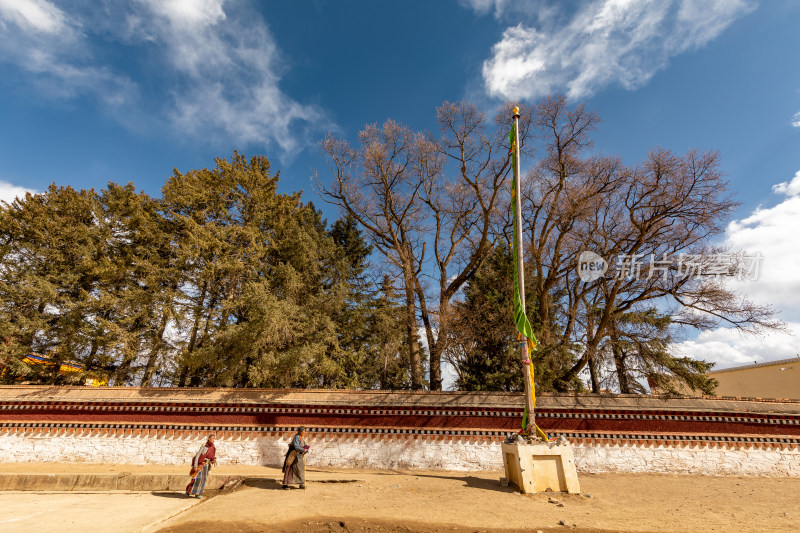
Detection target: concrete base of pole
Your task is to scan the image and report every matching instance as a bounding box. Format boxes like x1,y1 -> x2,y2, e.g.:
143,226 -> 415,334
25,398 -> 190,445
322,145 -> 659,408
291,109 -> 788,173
501,440 -> 581,494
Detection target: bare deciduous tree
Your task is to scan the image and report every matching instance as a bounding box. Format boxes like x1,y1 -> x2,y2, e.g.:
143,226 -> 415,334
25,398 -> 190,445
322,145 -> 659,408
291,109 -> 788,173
320,102 -> 529,390
320,121 -> 428,388
518,96 -> 784,392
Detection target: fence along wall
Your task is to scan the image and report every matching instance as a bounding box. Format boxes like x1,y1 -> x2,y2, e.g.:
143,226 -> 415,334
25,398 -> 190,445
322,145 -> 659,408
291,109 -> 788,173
1,387 -> 799,476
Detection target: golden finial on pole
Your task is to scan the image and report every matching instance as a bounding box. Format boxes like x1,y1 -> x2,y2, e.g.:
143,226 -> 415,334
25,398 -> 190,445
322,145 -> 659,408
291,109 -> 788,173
512,106 -> 520,118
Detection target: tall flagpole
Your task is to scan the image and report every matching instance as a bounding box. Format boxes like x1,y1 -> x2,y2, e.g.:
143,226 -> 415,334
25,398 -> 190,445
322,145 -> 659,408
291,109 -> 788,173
512,106 -> 535,435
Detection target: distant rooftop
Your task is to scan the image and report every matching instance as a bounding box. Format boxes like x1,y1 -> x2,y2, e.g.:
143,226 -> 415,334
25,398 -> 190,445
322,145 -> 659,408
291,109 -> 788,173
709,356 -> 800,374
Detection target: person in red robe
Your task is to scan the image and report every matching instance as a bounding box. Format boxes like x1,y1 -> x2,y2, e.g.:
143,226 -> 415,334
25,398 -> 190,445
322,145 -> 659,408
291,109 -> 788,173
186,435 -> 216,498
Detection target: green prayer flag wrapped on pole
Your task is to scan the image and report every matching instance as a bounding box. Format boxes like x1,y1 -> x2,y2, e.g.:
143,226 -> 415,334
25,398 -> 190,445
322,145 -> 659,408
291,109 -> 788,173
509,107 -> 546,441
509,121 -> 534,341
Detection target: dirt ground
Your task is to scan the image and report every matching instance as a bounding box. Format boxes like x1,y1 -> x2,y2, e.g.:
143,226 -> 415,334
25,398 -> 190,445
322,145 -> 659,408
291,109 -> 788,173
153,468 -> 800,533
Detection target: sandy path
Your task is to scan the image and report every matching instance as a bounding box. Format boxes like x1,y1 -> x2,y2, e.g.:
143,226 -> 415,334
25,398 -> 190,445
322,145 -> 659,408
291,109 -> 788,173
153,468 -> 800,533
0,491 -> 200,533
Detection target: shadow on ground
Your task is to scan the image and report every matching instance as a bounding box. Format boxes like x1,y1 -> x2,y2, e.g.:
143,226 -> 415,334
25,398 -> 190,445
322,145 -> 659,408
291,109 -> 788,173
244,477 -> 360,490
410,473 -> 514,493
150,491 -> 192,499
156,517 -> 611,533
243,477 -> 287,490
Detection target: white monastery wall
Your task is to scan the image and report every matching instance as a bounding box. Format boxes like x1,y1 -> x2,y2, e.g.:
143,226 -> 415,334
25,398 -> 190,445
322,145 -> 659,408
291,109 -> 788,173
1,431 -> 797,477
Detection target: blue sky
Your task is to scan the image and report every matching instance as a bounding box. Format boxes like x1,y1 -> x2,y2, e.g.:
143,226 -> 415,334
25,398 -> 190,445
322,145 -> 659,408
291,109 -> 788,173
1,0 -> 800,374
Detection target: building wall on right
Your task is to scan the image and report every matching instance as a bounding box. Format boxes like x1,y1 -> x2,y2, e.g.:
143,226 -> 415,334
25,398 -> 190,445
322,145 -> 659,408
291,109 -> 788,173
710,357 -> 800,399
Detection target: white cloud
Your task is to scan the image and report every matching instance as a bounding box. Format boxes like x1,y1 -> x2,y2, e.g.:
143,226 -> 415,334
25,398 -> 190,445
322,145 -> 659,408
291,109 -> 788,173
771,169 -> 800,196
0,0 -> 67,33
724,170 -> 800,310
459,0 -> 560,24
139,0 -> 229,77
134,0 -> 331,158
0,0 -> 135,105
479,0 -> 755,101
792,111 -> 800,128
676,169 -> 800,369
672,322 -> 800,369
458,0 -> 505,17
0,0 -> 332,160
0,181 -> 38,204
145,0 -> 226,30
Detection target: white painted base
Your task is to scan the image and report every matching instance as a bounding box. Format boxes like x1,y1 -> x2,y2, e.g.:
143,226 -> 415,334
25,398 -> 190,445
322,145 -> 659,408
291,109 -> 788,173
0,432 -> 798,476
502,441 -> 581,493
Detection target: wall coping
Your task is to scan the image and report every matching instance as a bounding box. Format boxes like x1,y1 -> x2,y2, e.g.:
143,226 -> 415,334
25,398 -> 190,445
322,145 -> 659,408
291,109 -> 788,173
709,356 -> 800,374
1,386 -> 799,414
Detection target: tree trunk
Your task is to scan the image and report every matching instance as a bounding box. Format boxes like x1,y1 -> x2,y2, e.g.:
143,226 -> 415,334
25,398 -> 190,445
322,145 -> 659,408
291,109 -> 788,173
555,337 -> 599,392
428,337 -> 441,391
114,338 -> 140,386
140,306 -> 171,386
612,343 -> 631,394
416,282 -> 440,391
178,280 -> 207,387
403,266 -> 423,390
589,354 -> 600,393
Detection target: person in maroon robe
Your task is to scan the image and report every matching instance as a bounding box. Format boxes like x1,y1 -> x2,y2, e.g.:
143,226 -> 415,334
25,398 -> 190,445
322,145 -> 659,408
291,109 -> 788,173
186,435 -> 217,498
282,427 -> 309,489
